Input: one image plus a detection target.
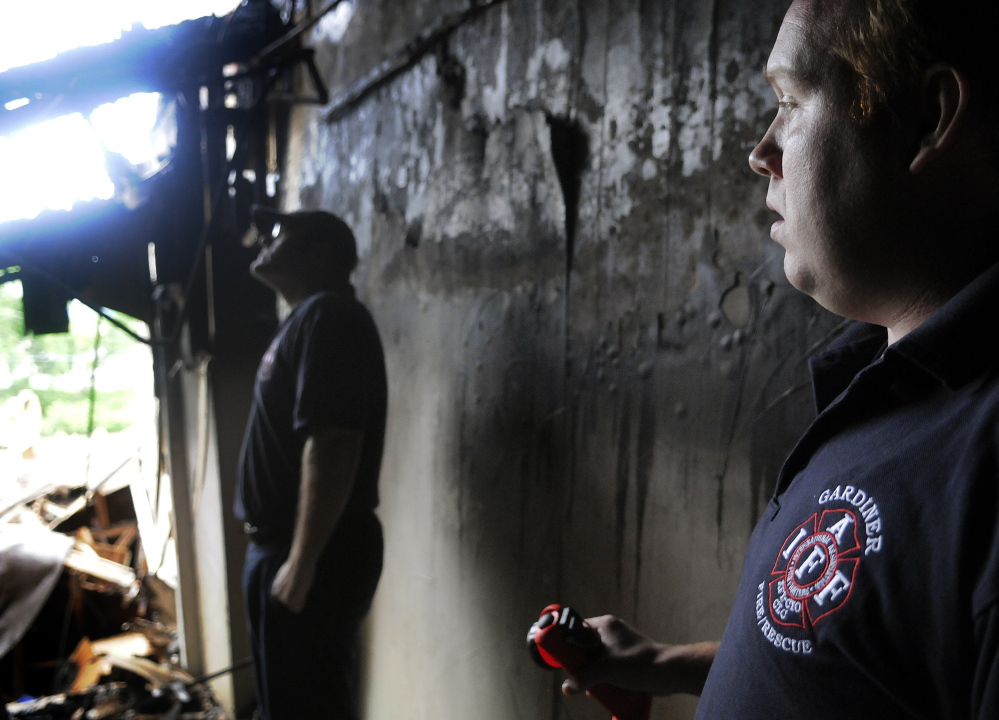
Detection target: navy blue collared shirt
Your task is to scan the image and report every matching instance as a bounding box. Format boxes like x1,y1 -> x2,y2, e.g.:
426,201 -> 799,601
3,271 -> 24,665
697,264 -> 999,719
235,289 -> 387,541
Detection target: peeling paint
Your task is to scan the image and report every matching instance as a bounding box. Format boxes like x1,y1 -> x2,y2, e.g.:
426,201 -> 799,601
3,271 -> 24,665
601,40 -> 640,223
349,154 -> 368,184
311,0 -> 355,44
481,4 -> 509,125
649,102 -> 672,160
677,63 -> 714,177
433,101 -> 445,168
517,38 -> 572,110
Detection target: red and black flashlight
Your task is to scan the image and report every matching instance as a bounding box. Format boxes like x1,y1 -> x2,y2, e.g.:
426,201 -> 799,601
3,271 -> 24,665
527,604 -> 652,720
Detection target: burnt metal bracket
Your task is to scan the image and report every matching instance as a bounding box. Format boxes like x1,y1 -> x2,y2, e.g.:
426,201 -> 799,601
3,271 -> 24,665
227,0 -> 350,106
225,46 -> 329,106
321,0 -> 510,124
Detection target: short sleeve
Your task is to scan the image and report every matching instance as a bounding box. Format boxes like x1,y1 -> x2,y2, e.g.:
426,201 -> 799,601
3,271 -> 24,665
291,298 -> 374,434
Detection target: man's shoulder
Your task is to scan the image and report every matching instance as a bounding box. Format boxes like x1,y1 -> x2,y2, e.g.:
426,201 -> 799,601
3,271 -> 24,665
301,289 -> 360,311
291,291 -> 383,360
295,290 -> 374,326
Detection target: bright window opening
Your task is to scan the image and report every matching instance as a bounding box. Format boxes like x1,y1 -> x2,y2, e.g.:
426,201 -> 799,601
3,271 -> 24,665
0,0 -> 242,226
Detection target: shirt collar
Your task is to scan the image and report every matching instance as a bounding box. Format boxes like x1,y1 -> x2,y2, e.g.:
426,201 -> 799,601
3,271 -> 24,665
809,322 -> 885,413
889,261 -> 999,389
809,261 -> 999,411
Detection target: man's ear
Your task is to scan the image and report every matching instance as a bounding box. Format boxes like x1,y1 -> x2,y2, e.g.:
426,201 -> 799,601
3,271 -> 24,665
910,64 -> 971,174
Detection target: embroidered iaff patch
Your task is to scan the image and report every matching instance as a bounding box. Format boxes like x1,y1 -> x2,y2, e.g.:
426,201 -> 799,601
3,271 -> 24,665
769,510 -> 860,628
756,485 -> 885,652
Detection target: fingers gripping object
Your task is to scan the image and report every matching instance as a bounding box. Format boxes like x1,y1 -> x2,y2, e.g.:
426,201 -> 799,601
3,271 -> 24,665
527,604 -> 652,720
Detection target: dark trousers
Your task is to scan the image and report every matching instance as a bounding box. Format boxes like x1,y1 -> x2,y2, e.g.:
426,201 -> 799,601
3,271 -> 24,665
243,513 -> 383,720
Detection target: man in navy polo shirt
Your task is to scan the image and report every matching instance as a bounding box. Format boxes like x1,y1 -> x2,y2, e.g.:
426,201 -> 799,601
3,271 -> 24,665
236,206 -> 387,720
562,1 -> 999,717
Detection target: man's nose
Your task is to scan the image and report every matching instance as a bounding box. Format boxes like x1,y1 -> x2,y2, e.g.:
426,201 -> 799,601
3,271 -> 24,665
749,128 -> 781,178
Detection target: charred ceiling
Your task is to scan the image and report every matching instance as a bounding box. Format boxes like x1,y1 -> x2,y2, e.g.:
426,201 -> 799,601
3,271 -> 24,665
0,0 -> 322,338
0,3 -> 283,138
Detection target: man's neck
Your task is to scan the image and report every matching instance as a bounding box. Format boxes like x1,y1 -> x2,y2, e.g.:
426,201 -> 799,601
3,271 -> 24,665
277,280 -> 352,310
886,304 -> 939,345
884,263 -> 992,345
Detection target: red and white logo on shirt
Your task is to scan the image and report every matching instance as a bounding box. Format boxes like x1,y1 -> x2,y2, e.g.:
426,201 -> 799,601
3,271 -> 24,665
769,509 -> 861,628
756,485 -> 884,654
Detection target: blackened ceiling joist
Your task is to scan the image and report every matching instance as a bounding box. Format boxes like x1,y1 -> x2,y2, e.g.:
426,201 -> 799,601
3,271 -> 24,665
0,199 -> 158,327
0,0 -> 283,138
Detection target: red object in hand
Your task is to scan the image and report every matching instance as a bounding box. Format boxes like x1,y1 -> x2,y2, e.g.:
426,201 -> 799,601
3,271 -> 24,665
527,604 -> 652,720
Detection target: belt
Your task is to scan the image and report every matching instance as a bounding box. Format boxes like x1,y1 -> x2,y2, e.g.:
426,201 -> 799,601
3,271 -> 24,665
243,522 -> 288,545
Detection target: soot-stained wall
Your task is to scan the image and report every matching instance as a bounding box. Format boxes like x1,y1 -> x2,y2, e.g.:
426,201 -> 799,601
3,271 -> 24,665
279,0 -> 841,717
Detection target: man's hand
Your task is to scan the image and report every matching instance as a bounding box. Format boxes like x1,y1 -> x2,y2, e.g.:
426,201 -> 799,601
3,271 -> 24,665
270,555 -> 317,613
560,615 -> 718,698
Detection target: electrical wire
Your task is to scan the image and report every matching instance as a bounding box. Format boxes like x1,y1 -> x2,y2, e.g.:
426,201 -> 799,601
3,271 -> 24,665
85,315 -> 102,487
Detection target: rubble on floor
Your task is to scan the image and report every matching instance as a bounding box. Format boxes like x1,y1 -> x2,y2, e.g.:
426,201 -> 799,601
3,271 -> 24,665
6,673 -> 225,720
0,481 -> 225,720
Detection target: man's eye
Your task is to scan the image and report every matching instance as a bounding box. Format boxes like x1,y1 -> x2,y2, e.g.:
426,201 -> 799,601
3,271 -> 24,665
777,99 -> 797,111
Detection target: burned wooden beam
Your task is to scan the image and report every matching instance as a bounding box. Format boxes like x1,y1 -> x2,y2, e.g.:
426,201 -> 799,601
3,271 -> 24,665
0,1 -> 284,138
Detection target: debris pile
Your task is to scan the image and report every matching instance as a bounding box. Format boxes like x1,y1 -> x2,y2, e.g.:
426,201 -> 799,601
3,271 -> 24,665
6,656 -> 224,720
0,478 -> 223,720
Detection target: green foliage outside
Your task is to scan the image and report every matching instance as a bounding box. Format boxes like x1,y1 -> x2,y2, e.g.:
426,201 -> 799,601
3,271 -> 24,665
0,275 -> 148,436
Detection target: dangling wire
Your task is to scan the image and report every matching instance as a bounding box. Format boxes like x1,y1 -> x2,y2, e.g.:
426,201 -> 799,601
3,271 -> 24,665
85,315 -> 103,488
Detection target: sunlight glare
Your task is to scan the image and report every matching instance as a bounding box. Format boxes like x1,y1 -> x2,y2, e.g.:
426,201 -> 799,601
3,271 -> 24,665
0,0 -> 242,226
137,0 -> 247,32
0,0 -> 243,73
90,93 -> 164,167
0,115 -> 115,223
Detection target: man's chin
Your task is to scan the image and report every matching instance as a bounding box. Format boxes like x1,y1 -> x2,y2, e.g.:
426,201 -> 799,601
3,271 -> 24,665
250,258 -> 275,279
250,264 -> 280,291
783,263 -> 854,317
783,257 -> 817,298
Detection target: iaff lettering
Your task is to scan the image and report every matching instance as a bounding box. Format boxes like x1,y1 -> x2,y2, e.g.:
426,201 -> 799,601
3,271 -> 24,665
756,584 -> 813,654
818,485 -> 884,555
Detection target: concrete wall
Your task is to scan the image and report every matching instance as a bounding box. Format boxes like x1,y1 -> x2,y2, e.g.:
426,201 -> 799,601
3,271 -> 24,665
280,1 -> 840,717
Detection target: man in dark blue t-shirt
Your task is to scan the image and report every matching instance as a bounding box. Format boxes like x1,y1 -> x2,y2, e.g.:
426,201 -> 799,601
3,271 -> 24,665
235,206 -> 386,720
560,1 -> 999,718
